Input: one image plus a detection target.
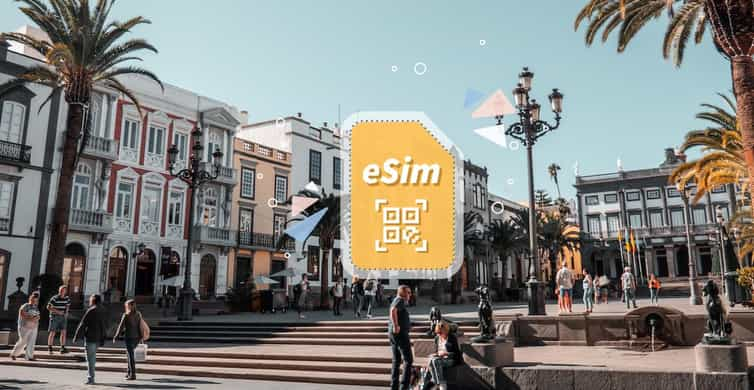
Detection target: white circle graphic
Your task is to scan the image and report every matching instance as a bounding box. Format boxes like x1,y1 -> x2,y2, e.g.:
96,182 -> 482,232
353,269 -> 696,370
413,62 -> 428,76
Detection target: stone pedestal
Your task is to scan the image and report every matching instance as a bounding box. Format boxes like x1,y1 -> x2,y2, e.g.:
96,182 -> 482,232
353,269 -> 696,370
462,339 -> 514,368
557,313 -> 588,345
695,342 -> 748,373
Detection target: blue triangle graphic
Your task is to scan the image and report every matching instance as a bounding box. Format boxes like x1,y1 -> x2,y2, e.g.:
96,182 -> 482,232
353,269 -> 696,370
464,88 -> 486,109
284,207 -> 328,243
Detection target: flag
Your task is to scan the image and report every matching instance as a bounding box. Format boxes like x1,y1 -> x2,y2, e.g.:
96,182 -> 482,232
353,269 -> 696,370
630,230 -> 637,253
624,228 -> 631,253
617,230 -> 623,242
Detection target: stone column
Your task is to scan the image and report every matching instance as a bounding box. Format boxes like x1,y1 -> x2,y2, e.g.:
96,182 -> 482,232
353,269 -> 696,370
125,243 -> 137,297
191,252 -> 201,293
84,244 -> 104,297
216,252 -> 228,296
665,245 -> 677,278
644,247 -> 655,276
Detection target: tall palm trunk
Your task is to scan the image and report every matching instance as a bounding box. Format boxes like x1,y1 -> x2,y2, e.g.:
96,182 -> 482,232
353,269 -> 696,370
320,247 -> 330,309
732,56 -> 754,198
46,103 -> 86,275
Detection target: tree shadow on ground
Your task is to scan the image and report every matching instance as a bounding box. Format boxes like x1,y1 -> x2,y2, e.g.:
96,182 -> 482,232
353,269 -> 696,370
0,379 -> 47,390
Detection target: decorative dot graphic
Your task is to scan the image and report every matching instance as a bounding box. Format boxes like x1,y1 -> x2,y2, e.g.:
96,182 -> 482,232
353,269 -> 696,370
413,62 -> 428,76
284,252 -> 291,259
479,39 -> 486,46
267,198 -> 278,208
507,178 -> 515,185
257,173 -> 264,180
391,65 -> 398,72
509,140 -> 520,151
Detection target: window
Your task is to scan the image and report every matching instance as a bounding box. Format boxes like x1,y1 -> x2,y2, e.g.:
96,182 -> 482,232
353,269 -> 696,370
628,212 -> 642,228
141,186 -> 162,222
115,182 -> 134,219
240,168 -> 255,199
207,132 -> 221,162
173,132 -> 188,162
333,157 -> 342,190
480,186 -> 487,210
667,187 -> 681,198
147,126 -> 165,155
670,209 -> 685,226
167,191 -> 184,225
89,94 -> 103,137
121,119 -> 140,150
646,189 -> 661,200
307,245 -> 320,281
273,214 -> 286,244
716,204 -> 730,221
606,214 -> 620,233
275,175 -> 288,203
692,207 -> 707,225
203,187 -> 218,226
649,209 -> 664,227
0,180 -> 14,233
626,191 -> 641,202
239,209 -> 253,233
0,101 -> 25,143
243,143 -> 252,152
473,185 -> 480,208
604,193 -> 618,204
712,185 -> 727,194
587,215 -> 601,234
585,195 -> 599,205
71,164 -> 91,210
309,150 -> 322,184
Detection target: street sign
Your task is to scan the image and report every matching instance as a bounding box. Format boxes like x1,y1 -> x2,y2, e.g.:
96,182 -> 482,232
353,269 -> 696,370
341,112 -> 464,280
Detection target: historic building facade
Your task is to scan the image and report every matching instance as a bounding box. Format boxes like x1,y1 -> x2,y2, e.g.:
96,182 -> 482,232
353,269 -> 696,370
462,160 -> 490,290
487,192 -> 527,288
229,136 -> 293,292
575,148 -> 738,280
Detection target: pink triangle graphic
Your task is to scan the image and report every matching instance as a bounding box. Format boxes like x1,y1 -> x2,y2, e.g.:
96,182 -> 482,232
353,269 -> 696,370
291,196 -> 319,218
472,89 -> 516,119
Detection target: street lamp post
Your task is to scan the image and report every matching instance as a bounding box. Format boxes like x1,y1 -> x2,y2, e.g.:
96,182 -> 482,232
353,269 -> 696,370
496,67 -> 563,316
678,185 -> 702,305
168,126 -> 223,321
715,206 -> 728,297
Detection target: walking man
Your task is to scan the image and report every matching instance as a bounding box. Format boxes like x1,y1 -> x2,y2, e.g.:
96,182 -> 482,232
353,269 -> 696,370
555,261 -> 574,313
389,285 -> 413,390
73,294 -> 107,385
333,277 -> 344,316
10,292 -> 40,361
621,267 -> 638,309
363,276 -> 377,319
47,285 -> 71,354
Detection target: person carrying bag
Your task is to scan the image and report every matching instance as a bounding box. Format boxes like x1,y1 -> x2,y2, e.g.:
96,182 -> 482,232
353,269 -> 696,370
113,299 -> 149,380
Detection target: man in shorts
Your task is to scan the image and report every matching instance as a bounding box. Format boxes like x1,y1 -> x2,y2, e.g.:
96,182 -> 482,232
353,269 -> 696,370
555,261 -> 573,313
47,285 -> 71,354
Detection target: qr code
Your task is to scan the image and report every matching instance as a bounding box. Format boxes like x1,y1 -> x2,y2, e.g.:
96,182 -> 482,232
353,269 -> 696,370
374,199 -> 428,253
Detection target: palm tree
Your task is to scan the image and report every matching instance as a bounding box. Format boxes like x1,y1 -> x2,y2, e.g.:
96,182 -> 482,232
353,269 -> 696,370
670,94 -> 745,203
540,214 -> 581,285
575,0 -> 754,198
1,0 -> 161,275
548,163 -> 562,198
487,219 -> 525,293
278,188 -> 341,310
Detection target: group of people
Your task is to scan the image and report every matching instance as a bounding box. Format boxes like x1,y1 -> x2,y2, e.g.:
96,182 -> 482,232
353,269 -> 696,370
294,275 -> 384,319
10,285 -> 148,385
555,261 -> 663,314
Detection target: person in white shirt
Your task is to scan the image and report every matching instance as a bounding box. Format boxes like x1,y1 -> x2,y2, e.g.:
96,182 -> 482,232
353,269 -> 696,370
363,277 -> 378,319
621,267 -> 638,309
555,261 -> 574,314
332,277 -> 344,316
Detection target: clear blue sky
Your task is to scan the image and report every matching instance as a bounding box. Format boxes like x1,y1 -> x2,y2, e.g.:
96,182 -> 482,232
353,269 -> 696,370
0,0 -> 730,201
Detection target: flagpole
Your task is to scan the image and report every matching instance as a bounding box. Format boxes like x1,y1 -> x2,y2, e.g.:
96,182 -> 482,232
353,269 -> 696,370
617,229 -> 626,273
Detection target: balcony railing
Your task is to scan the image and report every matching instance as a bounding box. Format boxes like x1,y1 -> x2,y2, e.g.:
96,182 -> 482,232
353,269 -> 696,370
69,208 -> 113,234
193,225 -> 237,247
587,223 -> 720,241
0,140 -> 31,164
238,231 -> 295,251
82,135 -> 118,160
199,162 -> 235,185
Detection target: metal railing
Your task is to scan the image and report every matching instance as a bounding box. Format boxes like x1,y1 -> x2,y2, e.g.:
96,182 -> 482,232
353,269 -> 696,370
238,231 -> 295,251
0,140 -> 31,164
69,208 -> 113,233
587,223 -> 719,241
199,162 -> 235,183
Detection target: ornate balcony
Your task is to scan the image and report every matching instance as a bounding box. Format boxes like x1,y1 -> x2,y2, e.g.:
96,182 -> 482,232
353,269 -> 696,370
193,225 -> 236,247
238,231 -> 295,251
69,208 -> 113,234
199,162 -> 235,185
587,223 -> 720,242
82,135 -> 118,160
0,140 -> 31,165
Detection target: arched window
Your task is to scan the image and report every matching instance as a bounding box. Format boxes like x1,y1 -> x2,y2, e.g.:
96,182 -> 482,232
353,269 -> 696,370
0,101 -> 25,143
202,187 -> 217,226
72,163 -> 92,210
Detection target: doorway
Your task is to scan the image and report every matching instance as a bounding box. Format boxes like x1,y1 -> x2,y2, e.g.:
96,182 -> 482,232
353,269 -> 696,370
235,256 -> 251,290
199,255 -> 217,299
135,249 -> 156,297
676,245 -> 690,277
63,243 -> 87,308
107,246 -> 128,302
655,249 -> 669,277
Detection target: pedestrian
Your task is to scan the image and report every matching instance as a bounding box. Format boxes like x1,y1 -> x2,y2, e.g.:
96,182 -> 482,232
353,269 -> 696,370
648,273 -> 661,305
599,275 -> 610,304
593,273 -> 601,304
297,274 -> 310,319
555,260 -> 574,313
420,320 -> 463,390
363,276 -> 377,319
113,299 -> 144,380
389,285 -> 413,390
10,292 -> 40,361
73,294 -> 107,385
47,285 -> 71,354
351,277 -> 364,318
620,267 -> 638,309
332,277 -> 344,316
582,269 -> 594,313
376,280 -> 384,307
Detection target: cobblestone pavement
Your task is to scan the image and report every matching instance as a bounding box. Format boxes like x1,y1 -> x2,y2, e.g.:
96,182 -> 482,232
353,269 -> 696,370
0,365 -> 382,390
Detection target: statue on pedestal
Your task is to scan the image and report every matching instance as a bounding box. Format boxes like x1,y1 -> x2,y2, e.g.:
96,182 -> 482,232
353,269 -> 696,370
471,285 -> 496,343
701,280 -> 733,344
427,306 -> 442,336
